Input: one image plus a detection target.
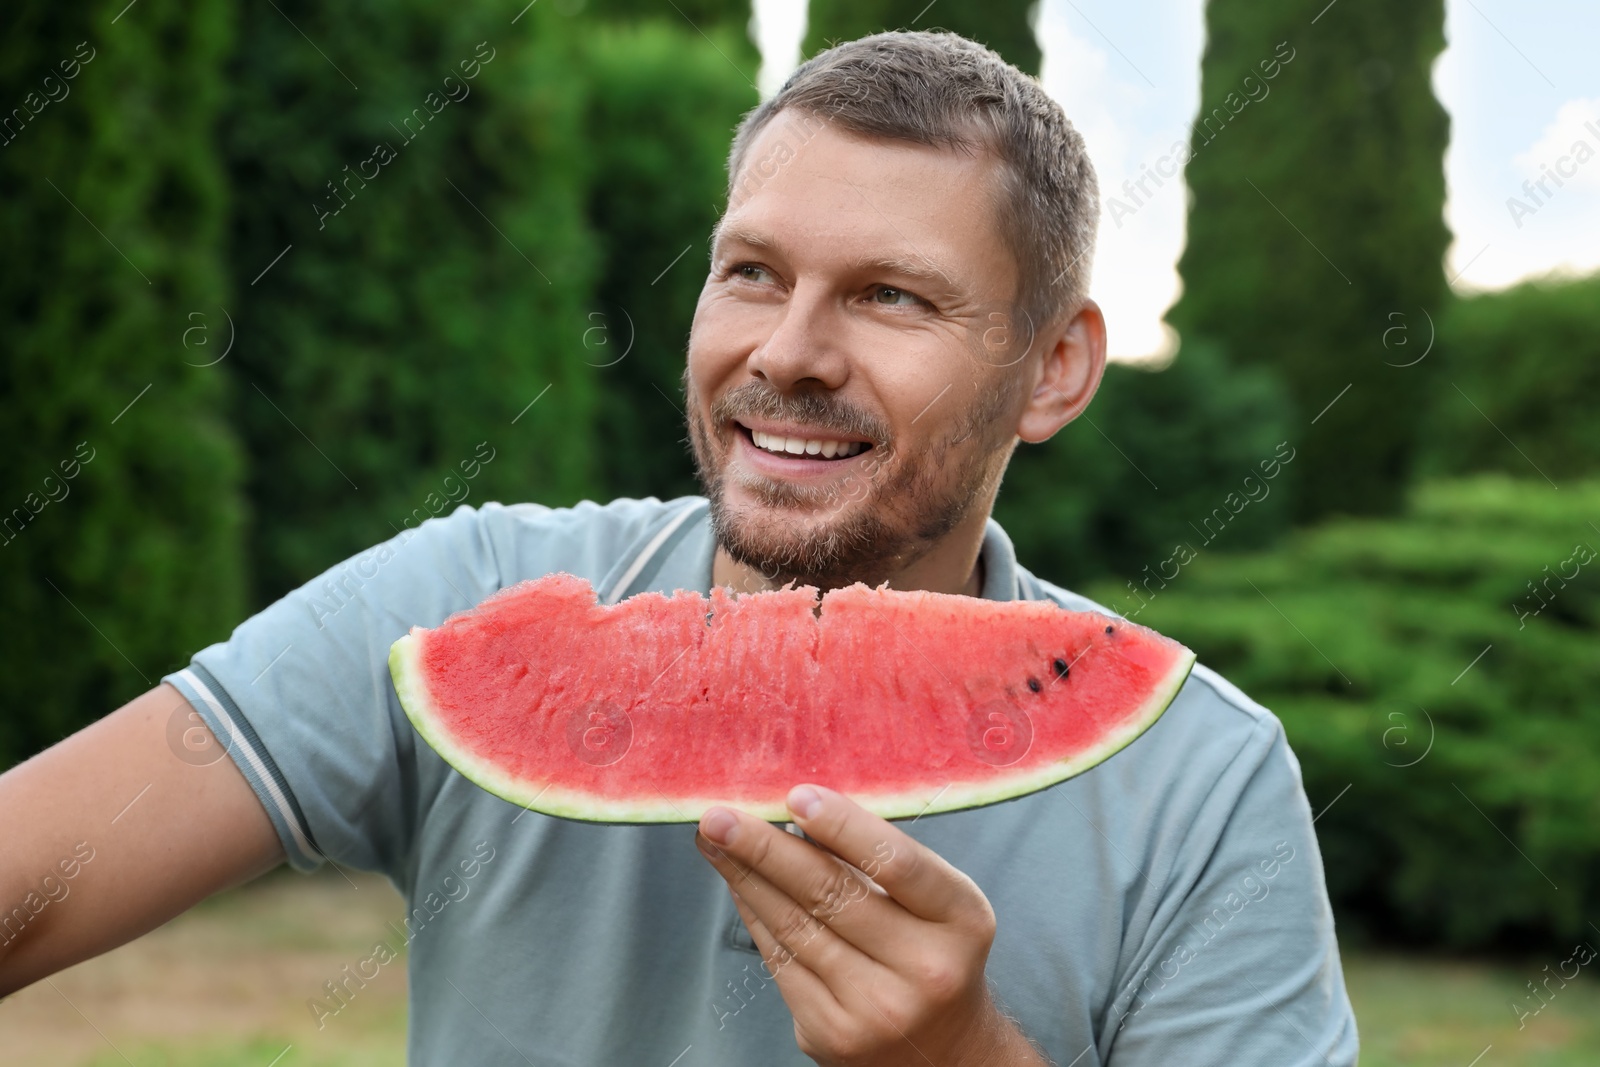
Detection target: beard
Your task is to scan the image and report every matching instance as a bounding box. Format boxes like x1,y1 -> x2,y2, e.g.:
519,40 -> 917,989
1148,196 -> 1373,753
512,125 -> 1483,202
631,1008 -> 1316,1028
685,369 -> 1019,591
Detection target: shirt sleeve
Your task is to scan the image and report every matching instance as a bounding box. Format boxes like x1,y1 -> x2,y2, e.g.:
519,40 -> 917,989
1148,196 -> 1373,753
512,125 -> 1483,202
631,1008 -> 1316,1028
162,503 -> 506,875
1099,679 -> 1361,1066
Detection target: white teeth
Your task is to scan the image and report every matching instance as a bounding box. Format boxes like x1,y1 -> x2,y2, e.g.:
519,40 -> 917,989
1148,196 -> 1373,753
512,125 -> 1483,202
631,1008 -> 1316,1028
747,428 -> 866,459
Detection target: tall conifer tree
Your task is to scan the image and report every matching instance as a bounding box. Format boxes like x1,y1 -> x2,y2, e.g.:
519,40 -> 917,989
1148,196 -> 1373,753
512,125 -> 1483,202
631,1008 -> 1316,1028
805,0 -> 1041,74
1168,0 -> 1450,519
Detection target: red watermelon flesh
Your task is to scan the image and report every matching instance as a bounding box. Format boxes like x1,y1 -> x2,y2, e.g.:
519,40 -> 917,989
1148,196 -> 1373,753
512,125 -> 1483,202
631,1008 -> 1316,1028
388,573 -> 1195,823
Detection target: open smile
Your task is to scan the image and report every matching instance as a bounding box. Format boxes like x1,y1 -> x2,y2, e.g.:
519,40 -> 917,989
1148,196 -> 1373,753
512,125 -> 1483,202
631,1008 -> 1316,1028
731,420 -> 877,476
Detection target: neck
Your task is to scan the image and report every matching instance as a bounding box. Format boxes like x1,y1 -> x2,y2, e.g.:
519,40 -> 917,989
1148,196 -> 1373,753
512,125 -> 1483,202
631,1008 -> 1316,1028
711,504 -> 991,598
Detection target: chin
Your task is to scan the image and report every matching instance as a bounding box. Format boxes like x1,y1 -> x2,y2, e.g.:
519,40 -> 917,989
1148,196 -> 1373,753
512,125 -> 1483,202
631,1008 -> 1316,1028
716,502 -> 907,590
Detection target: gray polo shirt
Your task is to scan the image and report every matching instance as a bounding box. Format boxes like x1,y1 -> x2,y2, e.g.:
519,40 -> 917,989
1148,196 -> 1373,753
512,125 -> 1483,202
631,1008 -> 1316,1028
164,495 -> 1359,1066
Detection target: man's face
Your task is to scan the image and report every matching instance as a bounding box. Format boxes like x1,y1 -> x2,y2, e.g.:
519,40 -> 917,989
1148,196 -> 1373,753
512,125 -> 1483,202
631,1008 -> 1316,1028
686,114 -> 1032,590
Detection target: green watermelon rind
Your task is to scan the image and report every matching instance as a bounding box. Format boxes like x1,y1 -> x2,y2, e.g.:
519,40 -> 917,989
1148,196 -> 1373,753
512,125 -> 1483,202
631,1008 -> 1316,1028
389,629 -> 1196,825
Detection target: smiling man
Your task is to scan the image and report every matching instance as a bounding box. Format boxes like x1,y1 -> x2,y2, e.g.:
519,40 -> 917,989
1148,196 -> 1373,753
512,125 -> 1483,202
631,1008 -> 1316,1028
0,30 -> 1357,1066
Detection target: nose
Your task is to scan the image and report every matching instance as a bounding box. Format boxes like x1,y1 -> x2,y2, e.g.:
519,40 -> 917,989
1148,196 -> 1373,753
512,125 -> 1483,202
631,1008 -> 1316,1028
745,284 -> 850,393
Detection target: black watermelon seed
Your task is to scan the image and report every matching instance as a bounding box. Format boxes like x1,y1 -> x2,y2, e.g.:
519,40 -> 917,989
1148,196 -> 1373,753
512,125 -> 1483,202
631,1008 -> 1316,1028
1027,677 -> 1042,693
1053,658 -> 1070,678
1105,624 -> 1114,634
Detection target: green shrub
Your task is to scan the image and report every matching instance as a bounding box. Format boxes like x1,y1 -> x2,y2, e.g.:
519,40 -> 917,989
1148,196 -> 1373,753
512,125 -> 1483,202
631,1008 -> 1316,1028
998,341 -> 1293,587
1420,274 -> 1600,481
1085,476 -> 1600,949
0,1 -> 247,766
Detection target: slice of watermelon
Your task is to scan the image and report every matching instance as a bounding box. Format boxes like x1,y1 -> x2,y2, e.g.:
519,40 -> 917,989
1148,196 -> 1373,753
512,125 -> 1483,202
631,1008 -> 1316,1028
389,574 -> 1196,823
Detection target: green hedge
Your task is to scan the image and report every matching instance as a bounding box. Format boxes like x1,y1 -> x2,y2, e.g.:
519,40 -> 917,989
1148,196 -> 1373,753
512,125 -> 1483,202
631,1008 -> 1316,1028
0,1 -> 247,766
223,0 -> 603,606
1420,274 -> 1600,481
1086,476 -> 1600,949
577,20 -> 759,503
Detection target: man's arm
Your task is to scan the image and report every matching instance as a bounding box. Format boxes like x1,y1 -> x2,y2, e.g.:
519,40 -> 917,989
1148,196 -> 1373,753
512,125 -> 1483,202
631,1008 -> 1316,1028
0,682 -> 284,996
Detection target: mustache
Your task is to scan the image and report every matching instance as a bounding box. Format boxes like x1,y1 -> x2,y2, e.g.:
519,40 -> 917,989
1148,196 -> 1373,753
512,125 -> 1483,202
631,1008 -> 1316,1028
706,381 -> 891,446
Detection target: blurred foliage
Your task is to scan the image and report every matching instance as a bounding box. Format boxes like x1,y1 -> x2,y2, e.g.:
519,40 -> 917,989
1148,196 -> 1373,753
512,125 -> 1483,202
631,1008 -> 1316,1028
0,2 -> 247,764
583,0 -> 755,43
578,21 -> 759,502
997,341 -> 1292,587
1168,0 -> 1451,521
1418,274 -> 1600,481
224,0 -> 603,607
805,0 -> 1041,75
1088,475 -> 1600,949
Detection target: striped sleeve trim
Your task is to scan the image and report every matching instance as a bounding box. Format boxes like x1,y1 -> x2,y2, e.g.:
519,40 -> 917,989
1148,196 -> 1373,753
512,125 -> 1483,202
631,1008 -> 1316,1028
163,663 -> 324,872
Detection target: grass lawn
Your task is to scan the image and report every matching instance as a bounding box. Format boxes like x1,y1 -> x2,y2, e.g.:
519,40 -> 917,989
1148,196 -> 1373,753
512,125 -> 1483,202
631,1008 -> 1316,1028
1345,947 -> 1600,1067
4,867 -> 1598,1065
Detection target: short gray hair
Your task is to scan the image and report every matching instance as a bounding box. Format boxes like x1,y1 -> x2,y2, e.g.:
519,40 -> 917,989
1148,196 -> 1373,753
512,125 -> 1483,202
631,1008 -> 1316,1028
725,30 -> 1099,333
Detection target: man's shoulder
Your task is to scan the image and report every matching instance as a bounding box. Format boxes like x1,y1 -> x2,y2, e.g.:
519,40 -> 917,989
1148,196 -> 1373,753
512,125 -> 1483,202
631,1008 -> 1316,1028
468,493 -> 701,545
433,493 -> 708,588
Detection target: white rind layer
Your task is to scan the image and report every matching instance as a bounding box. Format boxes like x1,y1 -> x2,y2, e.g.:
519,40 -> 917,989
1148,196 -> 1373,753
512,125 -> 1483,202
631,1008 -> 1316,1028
389,630 -> 1197,824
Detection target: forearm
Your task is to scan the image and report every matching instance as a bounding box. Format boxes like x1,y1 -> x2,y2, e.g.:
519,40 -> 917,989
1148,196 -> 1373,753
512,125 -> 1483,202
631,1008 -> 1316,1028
0,683 -> 283,995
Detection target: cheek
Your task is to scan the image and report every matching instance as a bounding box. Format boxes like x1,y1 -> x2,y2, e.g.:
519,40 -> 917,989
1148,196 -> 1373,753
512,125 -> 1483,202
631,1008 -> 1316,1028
863,336 -> 970,427
687,291 -> 753,383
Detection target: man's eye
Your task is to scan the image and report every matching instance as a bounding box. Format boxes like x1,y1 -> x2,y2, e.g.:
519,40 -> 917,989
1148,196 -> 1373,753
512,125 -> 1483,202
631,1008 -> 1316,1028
872,286 -> 918,306
733,265 -> 771,283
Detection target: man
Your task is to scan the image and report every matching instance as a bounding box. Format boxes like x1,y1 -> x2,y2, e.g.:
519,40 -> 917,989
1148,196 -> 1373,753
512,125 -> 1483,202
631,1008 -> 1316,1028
0,30 -> 1358,1066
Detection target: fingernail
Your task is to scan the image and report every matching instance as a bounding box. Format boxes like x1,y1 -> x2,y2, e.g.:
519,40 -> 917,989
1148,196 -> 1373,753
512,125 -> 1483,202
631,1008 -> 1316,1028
788,785 -> 823,821
701,808 -> 738,846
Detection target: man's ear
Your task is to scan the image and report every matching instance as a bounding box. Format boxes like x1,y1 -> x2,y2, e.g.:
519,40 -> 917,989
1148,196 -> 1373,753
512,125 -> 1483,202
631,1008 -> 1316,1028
1016,299 -> 1107,444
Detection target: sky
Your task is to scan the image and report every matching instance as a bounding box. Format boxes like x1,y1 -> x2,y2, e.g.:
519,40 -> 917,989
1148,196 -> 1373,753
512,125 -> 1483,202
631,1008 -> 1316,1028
750,0 -> 1599,362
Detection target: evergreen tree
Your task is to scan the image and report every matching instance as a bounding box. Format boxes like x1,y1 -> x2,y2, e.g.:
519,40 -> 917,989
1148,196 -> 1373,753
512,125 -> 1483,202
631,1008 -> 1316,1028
805,0 -> 1041,74
223,0 -> 603,605
585,0 -> 753,39
0,1 -> 246,765
1167,0 -> 1450,520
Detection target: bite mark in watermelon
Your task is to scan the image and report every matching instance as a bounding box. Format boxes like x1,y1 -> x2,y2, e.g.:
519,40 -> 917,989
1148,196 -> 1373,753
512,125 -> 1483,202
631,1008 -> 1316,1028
388,574 -> 1196,823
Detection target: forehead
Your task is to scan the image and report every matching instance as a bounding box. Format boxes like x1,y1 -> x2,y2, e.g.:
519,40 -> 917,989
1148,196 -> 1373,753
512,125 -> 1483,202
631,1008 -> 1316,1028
717,116 -> 1017,303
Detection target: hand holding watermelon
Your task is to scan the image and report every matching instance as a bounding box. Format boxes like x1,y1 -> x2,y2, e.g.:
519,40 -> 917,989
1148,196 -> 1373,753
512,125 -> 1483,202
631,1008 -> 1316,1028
695,783 -> 1050,1067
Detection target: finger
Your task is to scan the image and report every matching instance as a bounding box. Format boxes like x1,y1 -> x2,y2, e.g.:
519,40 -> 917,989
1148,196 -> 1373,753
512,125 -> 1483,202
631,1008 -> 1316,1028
696,818 -> 893,979
726,886 -> 844,1017
699,805 -> 915,959
786,784 -> 978,925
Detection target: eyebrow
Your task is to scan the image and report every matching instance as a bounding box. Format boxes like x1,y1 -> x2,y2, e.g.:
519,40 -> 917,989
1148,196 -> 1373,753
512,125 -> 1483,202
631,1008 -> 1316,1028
710,222 -> 963,298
